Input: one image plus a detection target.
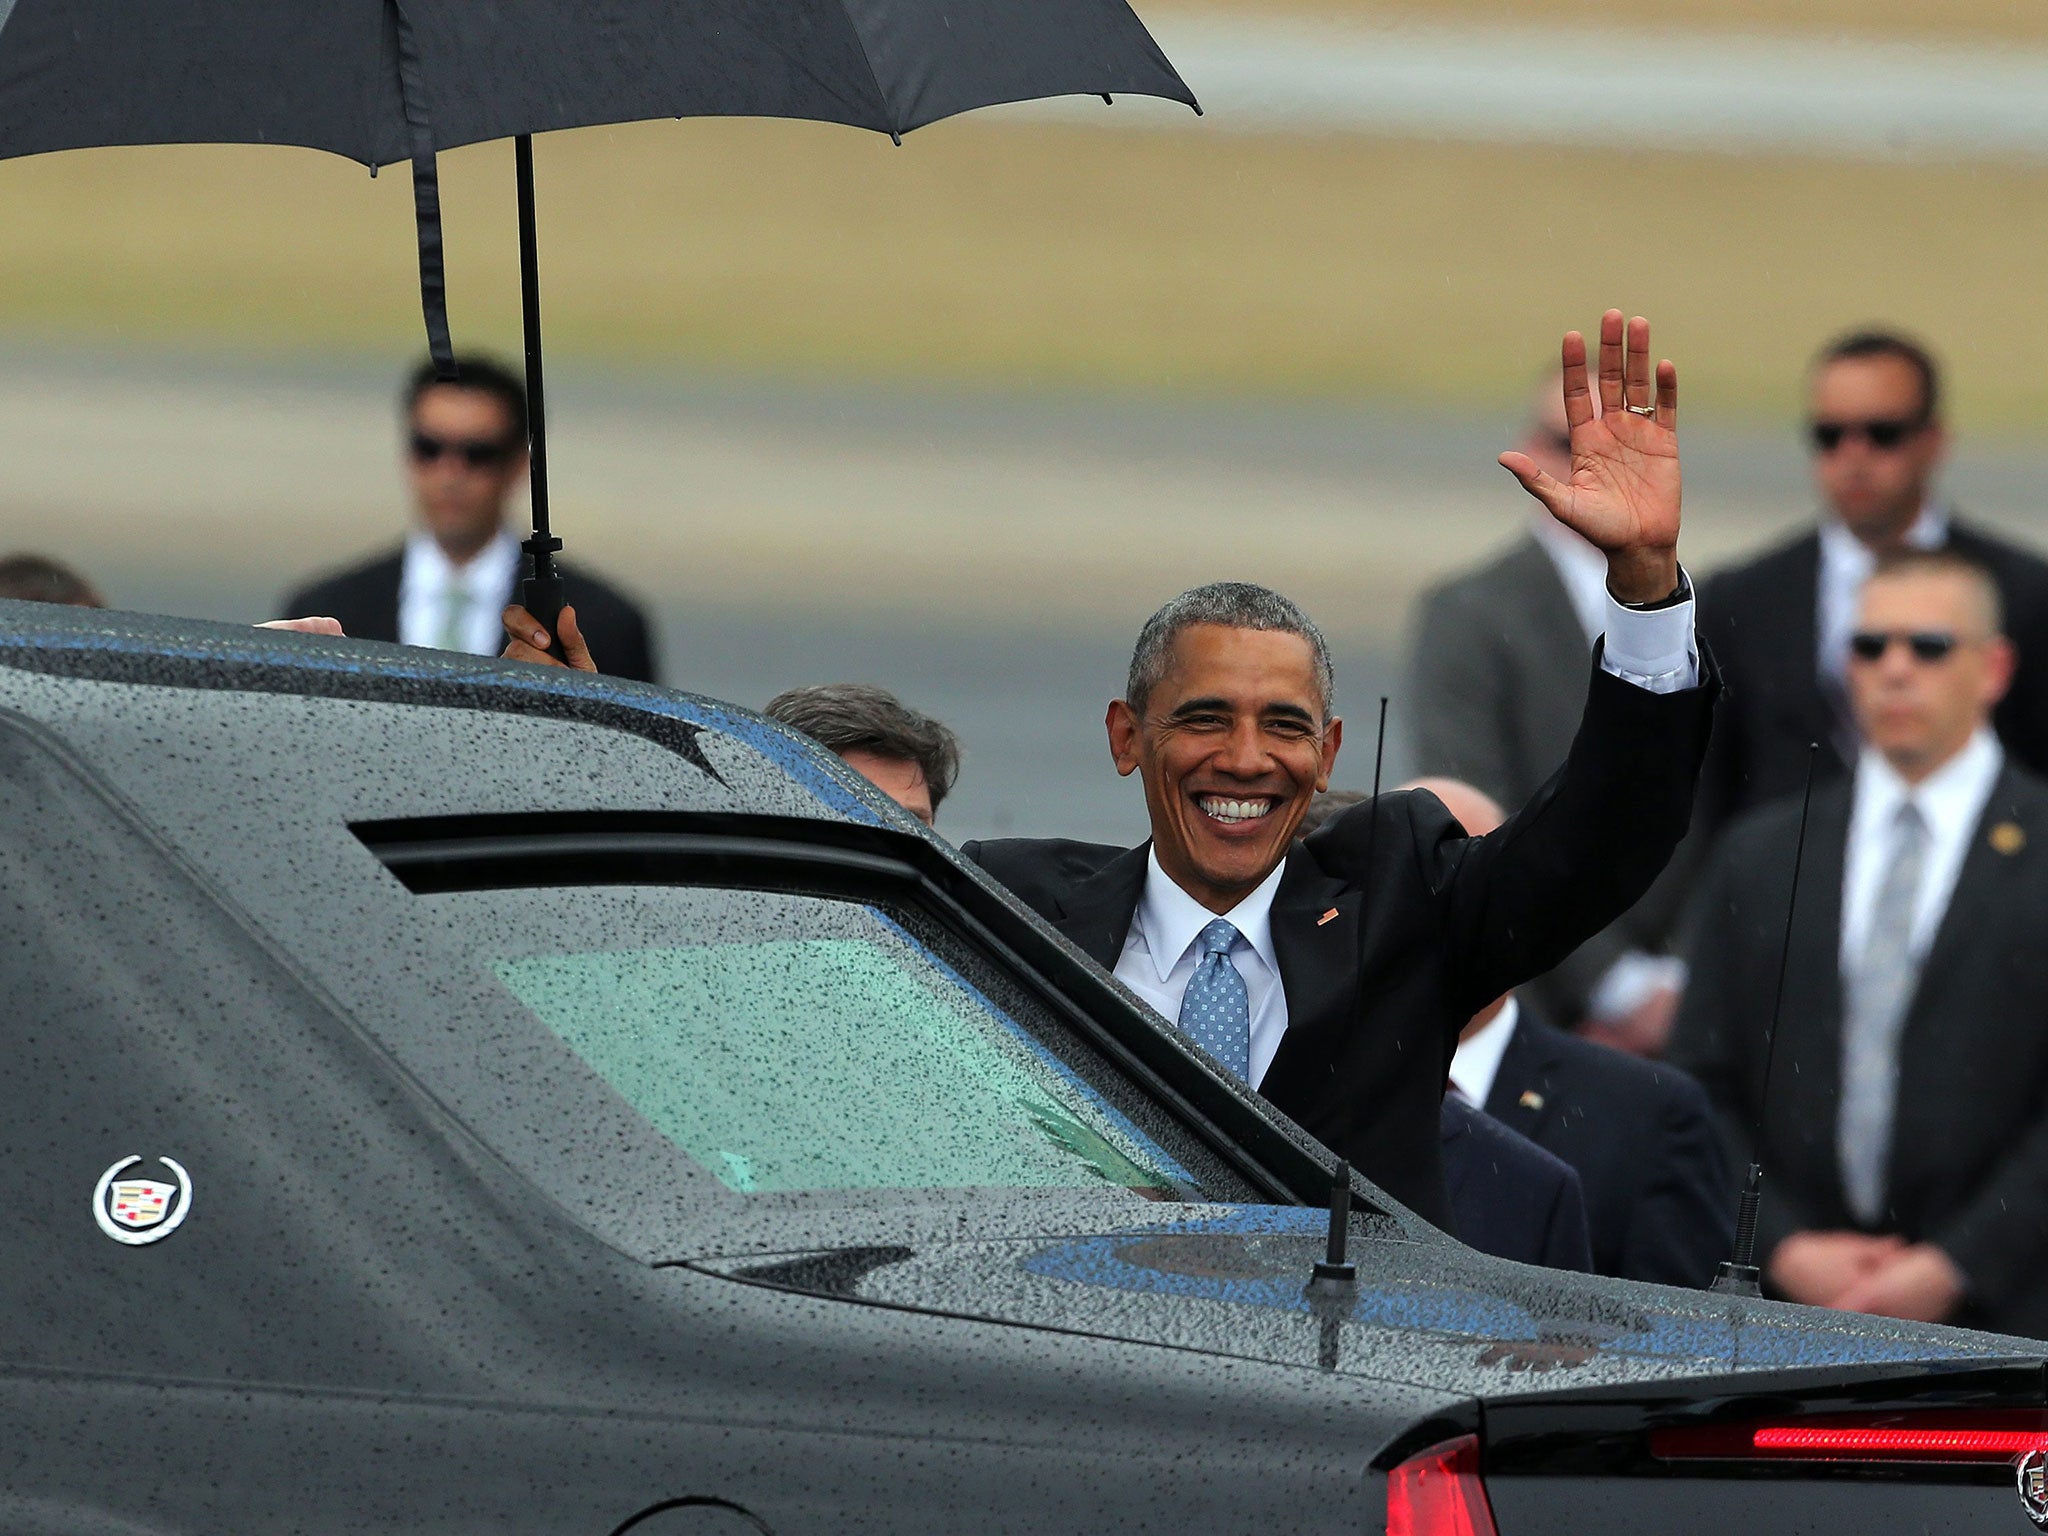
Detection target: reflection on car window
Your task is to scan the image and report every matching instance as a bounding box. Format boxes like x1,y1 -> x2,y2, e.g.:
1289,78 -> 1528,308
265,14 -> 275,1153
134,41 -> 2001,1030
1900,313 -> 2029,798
457,886 -> 1204,1201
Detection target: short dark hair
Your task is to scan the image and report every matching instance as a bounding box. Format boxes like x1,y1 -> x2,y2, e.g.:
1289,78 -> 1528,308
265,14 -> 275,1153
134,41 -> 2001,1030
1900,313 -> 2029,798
0,553 -> 104,607
1868,547 -> 2003,635
1814,329 -> 1941,423
1126,581 -> 1335,719
403,355 -> 529,447
764,684 -> 963,812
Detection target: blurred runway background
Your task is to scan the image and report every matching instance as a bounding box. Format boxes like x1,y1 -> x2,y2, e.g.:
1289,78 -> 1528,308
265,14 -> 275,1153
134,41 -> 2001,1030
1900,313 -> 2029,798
4,0 -> 2047,842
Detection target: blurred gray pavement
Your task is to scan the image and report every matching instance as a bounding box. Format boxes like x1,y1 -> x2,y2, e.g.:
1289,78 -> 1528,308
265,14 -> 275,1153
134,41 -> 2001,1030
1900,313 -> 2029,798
5,346 -> 2047,844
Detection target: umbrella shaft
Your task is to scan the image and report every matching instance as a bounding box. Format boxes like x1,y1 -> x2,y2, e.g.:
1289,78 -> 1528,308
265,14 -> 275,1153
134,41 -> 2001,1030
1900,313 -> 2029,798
516,134 -> 555,562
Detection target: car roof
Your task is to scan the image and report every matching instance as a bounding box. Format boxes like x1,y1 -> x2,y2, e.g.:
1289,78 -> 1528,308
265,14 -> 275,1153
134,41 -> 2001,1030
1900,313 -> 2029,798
0,599 -> 912,833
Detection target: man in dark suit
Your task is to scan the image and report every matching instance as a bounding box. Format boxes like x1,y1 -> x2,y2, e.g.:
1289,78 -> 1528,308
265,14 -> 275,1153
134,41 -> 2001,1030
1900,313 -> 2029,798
1408,373 -> 1686,1052
1673,549 -> 2048,1336
1699,329 -> 2048,827
1412,777 -> 1734,1287
1440,1096 -> 1593,1272
506,312 -> 1718,1233
282,356 -> 657,683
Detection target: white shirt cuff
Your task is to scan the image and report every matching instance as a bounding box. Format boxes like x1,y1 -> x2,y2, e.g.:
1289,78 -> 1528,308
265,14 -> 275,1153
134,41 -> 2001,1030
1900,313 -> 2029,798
1598,567 -> 1699,694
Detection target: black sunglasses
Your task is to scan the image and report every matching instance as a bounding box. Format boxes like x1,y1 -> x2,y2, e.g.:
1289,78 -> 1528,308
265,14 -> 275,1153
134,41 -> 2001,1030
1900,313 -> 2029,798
1849,629 -> 1959,664
409,431 -> 517,469
1809,417 -> 1926,454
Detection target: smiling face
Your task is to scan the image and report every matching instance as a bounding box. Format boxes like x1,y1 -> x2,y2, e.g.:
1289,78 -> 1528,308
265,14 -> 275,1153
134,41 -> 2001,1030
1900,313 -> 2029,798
1107,624 -> 1342,914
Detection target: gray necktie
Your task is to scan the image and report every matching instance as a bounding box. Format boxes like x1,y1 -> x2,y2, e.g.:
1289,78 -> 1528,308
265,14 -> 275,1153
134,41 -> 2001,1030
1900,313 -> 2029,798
436,580 -> 471,652
1178,918 -> 1251,1084
1838,800 -> 1930,1226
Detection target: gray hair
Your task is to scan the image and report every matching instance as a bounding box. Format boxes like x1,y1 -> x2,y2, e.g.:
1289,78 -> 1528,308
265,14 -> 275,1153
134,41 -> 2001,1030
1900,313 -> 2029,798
1125,582 -> 1335,718
763,683 -> 963,811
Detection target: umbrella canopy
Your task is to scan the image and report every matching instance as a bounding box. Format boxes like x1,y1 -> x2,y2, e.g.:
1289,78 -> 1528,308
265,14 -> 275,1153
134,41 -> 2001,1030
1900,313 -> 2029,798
0,0 -> 1193,161
0,0 -> 1196,645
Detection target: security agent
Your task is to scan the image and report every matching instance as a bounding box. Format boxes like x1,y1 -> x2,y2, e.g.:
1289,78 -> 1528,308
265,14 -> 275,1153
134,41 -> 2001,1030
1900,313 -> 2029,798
1675,548 -> 2048,1333
284,355 -> 657,682
504,311 -> 1719,1230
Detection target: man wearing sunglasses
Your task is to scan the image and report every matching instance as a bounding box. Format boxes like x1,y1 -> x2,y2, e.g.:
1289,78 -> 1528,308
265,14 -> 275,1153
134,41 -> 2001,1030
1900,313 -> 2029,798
1675,549 -> 2048,1337
282,356 -> 657,684
1697,330 -> 2048,829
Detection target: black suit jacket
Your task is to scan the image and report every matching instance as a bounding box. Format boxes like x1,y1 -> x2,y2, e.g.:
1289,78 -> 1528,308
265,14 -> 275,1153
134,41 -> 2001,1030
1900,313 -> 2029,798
1671,763 -> 2048,1337
1408,534 -> 1690,1023
282,546 -> 659,685
1698,518 -> 2048,826
1440,1096 -> 1593,1272
1485,1008 -> 1732,1286
964,654 -> 1718,1231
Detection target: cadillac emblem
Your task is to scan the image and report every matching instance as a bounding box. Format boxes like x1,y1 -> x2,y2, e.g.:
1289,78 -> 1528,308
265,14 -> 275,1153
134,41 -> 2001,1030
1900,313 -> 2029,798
2019,1448 -> 2048,1529
92,1155 -> 192,1246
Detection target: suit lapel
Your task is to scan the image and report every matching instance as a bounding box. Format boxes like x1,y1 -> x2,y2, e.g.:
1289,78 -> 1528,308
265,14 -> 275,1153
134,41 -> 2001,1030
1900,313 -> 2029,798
1776,534 -> 1855,767
1484,1016 -> 1561,1139
1050,843 -> 1150,970
1905,769 -> 2031,1025
1787,787 -> 1851,1163
1264,853 -> 1360,1085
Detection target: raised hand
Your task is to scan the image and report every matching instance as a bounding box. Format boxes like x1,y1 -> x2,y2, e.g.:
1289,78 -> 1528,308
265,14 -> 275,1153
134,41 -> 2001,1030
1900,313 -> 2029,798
1500,310 -> 1681,604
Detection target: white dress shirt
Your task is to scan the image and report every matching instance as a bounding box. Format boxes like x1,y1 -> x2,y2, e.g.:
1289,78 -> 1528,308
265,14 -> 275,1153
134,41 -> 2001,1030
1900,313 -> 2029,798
1448,995 -> 1520,1109
1116,589 -> 1699,1076
1116,849 -> 1289,1086
1817,505 -> 1948,690
1840,728 -> 2002,968
398,529 -> 521,657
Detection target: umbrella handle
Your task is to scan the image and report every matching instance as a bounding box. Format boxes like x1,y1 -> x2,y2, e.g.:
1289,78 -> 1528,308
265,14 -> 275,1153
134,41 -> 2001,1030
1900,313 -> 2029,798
521,538 -> 567,663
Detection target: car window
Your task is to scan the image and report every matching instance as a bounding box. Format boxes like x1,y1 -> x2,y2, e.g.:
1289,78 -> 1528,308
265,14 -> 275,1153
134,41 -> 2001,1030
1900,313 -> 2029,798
420,883 -> 1252,1219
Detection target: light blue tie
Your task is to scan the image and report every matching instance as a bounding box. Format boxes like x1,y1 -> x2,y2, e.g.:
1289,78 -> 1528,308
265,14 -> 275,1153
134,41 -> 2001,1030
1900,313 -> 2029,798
1179,918 -> 1251,1083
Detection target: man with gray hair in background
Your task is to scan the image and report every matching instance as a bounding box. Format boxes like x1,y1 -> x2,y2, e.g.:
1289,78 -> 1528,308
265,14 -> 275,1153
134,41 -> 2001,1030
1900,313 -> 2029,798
764,683 -> 961,828
504,312 -> 1719,1229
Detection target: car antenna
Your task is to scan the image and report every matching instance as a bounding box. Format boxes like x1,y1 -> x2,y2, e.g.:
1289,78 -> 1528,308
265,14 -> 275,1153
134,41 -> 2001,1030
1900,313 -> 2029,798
1306,698 -> 1383,1297
1710,742 -> 1821,1298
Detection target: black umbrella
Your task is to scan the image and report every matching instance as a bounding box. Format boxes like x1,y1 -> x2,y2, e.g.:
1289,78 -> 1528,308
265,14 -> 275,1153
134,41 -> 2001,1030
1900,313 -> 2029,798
0,0 -> 1196,640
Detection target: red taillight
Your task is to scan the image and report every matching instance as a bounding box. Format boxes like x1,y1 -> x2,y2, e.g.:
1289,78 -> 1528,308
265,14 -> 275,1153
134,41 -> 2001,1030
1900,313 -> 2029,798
1653,1412 -> 2048,1464
1754,1426 -> 2047,1459
1386,1434 -> 1499,1536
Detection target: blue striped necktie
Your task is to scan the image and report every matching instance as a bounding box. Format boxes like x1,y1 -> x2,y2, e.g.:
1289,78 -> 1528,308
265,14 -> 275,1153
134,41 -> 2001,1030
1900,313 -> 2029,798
1178,917 -> 1251,1083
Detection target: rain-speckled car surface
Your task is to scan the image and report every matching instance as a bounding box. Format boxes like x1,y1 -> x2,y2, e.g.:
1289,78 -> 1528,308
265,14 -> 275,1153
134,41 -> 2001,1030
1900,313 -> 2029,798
5,600 -> 2047,1536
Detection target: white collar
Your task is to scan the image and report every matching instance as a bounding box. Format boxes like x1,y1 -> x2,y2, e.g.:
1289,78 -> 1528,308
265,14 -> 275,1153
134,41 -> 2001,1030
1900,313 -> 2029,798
1818,502 -> 1949,572
1135,846 -> 1284,984
1853,726 -> 2003,843
402,527 -> 520,596
1449,994 -> 1519,1109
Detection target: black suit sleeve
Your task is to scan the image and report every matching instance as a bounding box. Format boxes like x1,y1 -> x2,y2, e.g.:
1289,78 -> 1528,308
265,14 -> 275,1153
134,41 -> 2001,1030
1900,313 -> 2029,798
1543,1166 -> 1596,1274
1932,1093 -> 2048,1316
1621,1070 -> 1736,1287
1422,654 -> 1717,1019
1669,838 -> 1813,1265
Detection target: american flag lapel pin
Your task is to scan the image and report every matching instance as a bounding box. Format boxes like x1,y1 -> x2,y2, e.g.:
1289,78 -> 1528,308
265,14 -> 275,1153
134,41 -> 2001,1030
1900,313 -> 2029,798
1317,908 -> 1339,926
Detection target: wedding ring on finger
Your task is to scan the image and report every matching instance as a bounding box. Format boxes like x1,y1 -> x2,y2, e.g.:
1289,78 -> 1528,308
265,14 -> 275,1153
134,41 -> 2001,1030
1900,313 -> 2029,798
1625,403 -> 1657,417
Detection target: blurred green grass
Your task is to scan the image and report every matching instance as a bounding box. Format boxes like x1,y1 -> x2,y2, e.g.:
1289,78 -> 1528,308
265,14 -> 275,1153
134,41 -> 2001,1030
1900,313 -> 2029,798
3,105 -> 2047,428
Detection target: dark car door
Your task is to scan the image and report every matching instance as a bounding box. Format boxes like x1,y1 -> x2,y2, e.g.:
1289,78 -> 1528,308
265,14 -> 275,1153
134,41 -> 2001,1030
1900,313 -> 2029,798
0,708 -> 1378,1534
